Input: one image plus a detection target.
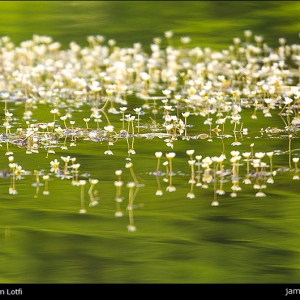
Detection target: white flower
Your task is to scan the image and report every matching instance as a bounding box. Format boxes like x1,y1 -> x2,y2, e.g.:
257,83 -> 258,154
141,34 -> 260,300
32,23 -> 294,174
164,31 -> 174,38
203,173 -> 212,183
243,178 -> 252,185
115,197 -> 123,203
104,125 -> 114,132
231,115 -> 241,123
61,156 -> 71,163
216,189 -> 225,195
133,107 -> 141,113
115,211 -> 124,217
187,192 -> 195,199
244,30 -> 252,37
242,152 -> 251,159
114,181 -> 123,187
104,150 -> 113,155
284,97 -> 293,105
155,152 -> 163,158
166,152 -> 176,159
231,141 -> 242,146
255,152 -> 265,159
89,200 -> 99,207
180,36 -> 191,44
255,191 -> 266,197
166,185 -> 176,192
128,149 -> 136,154
50,108 -> 59,114
9,187 -> 18,195
127,225 -> 136,232
127,182 -> 136,188
182,112 -> 190,118
188,160 -> 196,166
125,162 -> 133,168
115,170 -> 122,176
156,190 -> 163,196
186,150 -> 195,156
231,151 -> 240,157
120,107 -> 127,112
89,179 -> 99,185
72,163 -> 80,170
50,159 -> 60,173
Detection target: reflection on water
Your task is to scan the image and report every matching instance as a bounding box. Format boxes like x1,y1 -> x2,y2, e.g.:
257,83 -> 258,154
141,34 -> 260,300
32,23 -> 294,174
1,1 -> 300,284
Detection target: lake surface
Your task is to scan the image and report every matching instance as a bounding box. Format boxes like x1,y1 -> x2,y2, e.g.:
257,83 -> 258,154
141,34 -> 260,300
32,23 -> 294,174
1,1 -> 300,285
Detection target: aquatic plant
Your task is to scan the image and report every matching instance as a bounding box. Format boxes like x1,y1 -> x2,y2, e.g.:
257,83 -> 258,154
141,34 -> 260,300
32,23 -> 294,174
1,31 -> 300,231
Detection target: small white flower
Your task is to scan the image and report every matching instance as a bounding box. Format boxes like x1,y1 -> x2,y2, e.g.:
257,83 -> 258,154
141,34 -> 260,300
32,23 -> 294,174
255,191 -> 266,197
9,187 -> 18,195
104,150 -> 113,155
114,181 -> 123,187
79,180 -> 86,186
128,149 -> 136,154
255,152 -> 265,159
156,190 -> 163,196
182,112 -> 190,118
166,152 -> 176,159
243,178 -> 252,184
164,31 -> 174,38
127,182 -> 136,188
127,225 -> 136,232
125,162 -> 133,169
104,125 -> 114,132
115,211 -> 124,217
187,192 -> 195,199
115,170 -> 122,176
155,152 -> 163,158
216,188 -> 225,195
89,200 -> 99,207
166,185 -> 176,192
186,150 -> 195,156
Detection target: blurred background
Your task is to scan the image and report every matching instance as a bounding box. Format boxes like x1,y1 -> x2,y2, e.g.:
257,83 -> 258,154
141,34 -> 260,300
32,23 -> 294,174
0,1 -> 299,51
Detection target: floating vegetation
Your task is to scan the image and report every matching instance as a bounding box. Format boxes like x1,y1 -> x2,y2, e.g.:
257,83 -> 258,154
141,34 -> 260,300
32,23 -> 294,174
1,31 -> 300,231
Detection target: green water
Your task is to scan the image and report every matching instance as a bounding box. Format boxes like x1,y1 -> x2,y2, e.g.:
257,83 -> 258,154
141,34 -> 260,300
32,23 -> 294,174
0,1 -> 300,284
1,1 -> 300,51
